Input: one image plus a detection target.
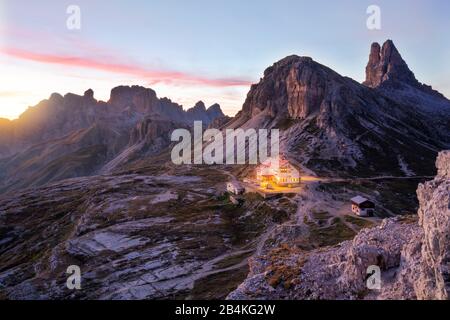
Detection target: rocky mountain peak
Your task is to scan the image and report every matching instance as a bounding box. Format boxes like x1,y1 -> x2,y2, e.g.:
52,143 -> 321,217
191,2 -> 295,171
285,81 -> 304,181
191,101 -> 206,111
241,54 -> 349,119
185,101 -> 225,123
206,103 -> 225,121
206,103 -> 222,114
109,85 -> 157,111
363,40 -> 447,101
84,88 -> 95,100
363,40 -> 418,88
49,92 -> 64,102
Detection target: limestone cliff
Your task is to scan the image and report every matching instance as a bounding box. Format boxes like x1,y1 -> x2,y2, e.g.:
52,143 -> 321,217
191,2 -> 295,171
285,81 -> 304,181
228,151 -> 449,300
414,151 -> 450,299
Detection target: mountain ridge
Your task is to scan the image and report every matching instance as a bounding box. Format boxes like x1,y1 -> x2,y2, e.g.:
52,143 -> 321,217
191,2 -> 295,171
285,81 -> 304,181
228,40 -> 450,178
0,85 -> 225,193
2,40 -> 450,193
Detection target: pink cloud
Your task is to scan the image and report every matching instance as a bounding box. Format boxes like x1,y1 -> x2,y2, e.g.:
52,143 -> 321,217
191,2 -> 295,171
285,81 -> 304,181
0,46 -> 252,87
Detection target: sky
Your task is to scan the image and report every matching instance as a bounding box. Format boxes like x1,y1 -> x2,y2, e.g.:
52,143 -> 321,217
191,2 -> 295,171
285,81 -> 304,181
0,0 -> 449,120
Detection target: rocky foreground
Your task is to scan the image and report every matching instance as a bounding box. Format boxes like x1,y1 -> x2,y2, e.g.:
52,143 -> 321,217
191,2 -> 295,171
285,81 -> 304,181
0,166 -> 296,299
228,151 -> 449,300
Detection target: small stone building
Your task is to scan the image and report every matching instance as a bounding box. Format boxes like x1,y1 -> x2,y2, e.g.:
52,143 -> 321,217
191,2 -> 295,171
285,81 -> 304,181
351,196 -> 375,217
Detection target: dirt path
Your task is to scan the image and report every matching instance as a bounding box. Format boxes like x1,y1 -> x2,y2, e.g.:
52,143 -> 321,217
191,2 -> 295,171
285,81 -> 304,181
323,175 -> 433,183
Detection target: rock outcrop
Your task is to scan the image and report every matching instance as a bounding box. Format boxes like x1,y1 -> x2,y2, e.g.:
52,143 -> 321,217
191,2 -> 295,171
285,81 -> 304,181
363,40 -> 417,88
84,89 -> 95,100
363,40 -> 446,100
241,56 -> 333,120
205,103 -> 225,120
414,150 -> 450,299
108,86 -> 224,124
228,151 -> 450,300
186,101 -> 225,124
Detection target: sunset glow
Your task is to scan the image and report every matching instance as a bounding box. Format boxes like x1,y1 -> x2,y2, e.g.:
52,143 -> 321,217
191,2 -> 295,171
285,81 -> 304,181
0,0 -> 449,120
0,0 -> 449,304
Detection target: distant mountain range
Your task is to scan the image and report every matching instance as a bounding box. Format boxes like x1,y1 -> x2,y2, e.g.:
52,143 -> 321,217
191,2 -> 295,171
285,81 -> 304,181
0,86 -> 225,193
1,40 -> 450,194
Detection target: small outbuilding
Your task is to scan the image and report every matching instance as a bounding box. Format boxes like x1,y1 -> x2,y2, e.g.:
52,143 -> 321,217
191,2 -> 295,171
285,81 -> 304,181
351,196 -> 375,217
227,182 -> 245,195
